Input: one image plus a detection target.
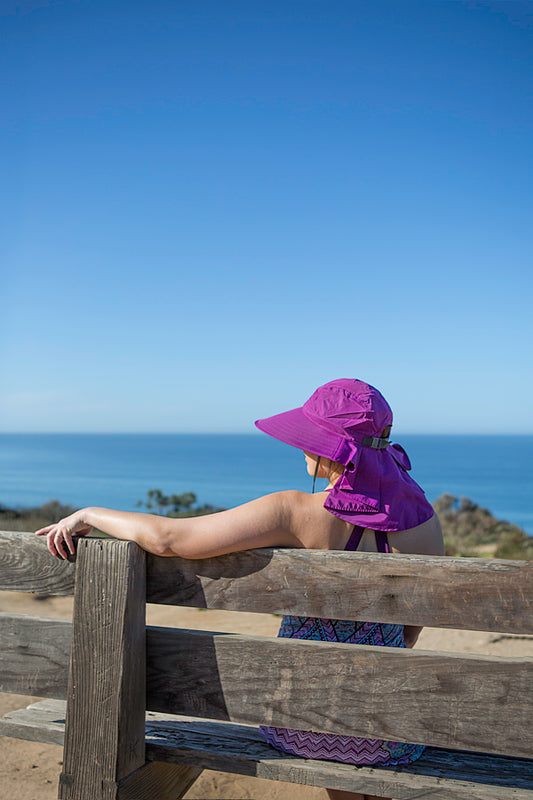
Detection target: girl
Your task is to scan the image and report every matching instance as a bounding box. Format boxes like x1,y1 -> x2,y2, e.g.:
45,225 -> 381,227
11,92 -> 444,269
37,378 -> 444,800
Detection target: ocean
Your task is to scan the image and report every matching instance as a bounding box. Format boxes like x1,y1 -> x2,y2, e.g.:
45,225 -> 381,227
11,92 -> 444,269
0,433 -> 532,535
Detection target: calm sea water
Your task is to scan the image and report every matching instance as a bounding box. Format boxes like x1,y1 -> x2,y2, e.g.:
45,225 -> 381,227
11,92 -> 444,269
0,433 -> 532,535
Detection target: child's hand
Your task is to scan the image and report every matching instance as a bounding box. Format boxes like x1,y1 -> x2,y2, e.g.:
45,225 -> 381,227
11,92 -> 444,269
36,511 -> 93,559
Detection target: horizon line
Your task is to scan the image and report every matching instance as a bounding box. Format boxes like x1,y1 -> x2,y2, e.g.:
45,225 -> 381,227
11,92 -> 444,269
0,430 -> 531,437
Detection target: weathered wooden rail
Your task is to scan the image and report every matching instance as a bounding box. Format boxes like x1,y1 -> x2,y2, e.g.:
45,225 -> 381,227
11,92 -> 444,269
1,529 -> 532,799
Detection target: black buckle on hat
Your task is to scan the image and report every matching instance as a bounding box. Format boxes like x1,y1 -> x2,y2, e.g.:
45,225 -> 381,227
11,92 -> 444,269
362,436 -> 390,450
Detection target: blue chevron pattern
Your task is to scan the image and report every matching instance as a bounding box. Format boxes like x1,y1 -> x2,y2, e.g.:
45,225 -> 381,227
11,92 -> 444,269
259,614 -> 426,766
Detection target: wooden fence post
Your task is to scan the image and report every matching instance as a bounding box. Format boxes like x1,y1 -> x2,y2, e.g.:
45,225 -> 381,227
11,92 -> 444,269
59,538 -> 147,800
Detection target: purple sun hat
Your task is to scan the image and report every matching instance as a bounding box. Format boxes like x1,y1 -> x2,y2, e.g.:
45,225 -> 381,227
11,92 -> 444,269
255,379 -> 434,532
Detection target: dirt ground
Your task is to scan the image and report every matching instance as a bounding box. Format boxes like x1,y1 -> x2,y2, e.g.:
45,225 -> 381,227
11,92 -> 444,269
1,591 -> 532,800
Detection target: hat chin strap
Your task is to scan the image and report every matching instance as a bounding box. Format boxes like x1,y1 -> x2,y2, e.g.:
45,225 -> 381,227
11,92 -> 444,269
312,457 -> 321,494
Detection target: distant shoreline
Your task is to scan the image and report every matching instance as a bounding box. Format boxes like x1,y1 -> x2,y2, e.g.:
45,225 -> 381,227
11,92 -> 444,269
2,494 -> 532,558
1,433 -> 532,537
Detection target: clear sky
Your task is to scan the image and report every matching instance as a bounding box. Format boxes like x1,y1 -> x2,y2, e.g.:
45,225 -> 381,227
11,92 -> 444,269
1,0 -> 532,434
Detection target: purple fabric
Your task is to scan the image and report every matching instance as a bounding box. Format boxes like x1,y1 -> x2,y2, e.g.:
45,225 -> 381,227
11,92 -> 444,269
255,379 -> 434,532
323,442 -> 434,532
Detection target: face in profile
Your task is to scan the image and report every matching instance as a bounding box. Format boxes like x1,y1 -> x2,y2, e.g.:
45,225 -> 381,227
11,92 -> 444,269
303,451 -> 320,477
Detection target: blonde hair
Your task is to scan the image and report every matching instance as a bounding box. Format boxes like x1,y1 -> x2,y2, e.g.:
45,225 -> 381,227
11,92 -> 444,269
326,459 -> 345,486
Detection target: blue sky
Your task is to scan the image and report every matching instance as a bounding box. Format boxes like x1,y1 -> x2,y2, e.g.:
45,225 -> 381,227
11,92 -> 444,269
1,0 -> 532,434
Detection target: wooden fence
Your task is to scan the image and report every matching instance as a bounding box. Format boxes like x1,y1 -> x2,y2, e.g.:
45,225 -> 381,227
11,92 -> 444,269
1,530 -> 533,799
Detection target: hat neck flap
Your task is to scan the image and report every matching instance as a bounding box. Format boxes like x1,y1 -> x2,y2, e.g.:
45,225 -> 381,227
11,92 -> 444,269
323,439 -> 434,532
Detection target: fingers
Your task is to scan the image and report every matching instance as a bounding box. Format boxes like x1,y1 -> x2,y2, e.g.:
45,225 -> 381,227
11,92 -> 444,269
54,531 -> 70,559
36,513 -> 91,559
36,514 -> 86,558
47,530 -> 60,557
35,525 -> 55,536
41,527 -> 73,559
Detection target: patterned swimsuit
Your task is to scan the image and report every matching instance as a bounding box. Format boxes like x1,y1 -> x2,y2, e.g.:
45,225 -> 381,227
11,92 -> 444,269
259,526 -> 426,766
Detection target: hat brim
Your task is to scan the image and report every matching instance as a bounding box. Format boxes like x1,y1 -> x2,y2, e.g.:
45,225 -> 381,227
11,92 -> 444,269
255,406 -> 343,461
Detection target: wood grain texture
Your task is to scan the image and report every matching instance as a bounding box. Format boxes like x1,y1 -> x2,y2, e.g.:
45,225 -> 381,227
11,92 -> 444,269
146,625 -> 533,758
117,762 -> 201,800
2,701 -> 532,800
0,699 -> 66,745
0,530 -> 76,594
143,711 -> 533,800
59,539 -> 147,800
146,547 -> 533,634
4,533 -> 533,634
0,613 -> 71,697
3,536 -> 533,799
2,613 -> 531,757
